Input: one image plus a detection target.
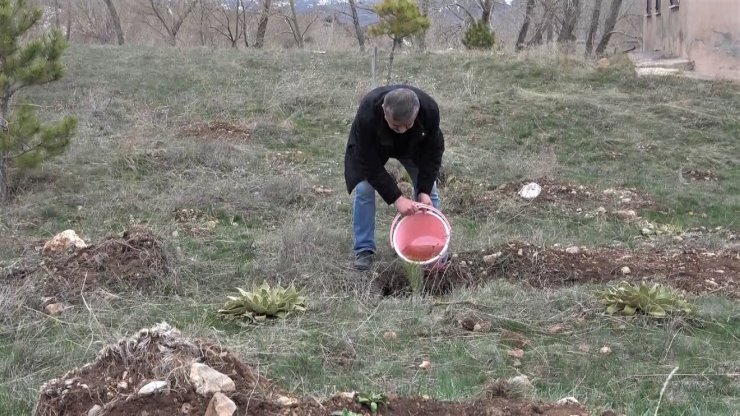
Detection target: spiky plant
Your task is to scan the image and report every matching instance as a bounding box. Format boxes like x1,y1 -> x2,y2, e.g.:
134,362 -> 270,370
218,281 -> 306,323
597,281 -> 695,318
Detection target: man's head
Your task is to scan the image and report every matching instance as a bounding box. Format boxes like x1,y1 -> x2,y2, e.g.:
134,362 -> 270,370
382,88 -> 419,134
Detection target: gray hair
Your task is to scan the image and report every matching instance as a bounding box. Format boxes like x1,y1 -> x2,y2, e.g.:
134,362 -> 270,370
382,88 -> 420,123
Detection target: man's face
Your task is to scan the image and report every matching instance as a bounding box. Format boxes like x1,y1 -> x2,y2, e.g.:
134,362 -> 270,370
383,106 -> 417,134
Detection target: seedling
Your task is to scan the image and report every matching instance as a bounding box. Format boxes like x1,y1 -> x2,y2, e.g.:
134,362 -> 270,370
356,392 -> 387,413
597,281 -> 695,317
401,261 -> 424,293
218,281 -> 306,323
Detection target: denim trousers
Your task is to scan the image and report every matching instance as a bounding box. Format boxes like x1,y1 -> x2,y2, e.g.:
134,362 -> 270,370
352,159 -> 440,254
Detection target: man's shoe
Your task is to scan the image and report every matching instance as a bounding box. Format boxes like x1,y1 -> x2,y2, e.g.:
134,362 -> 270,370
352,251 -> 375,271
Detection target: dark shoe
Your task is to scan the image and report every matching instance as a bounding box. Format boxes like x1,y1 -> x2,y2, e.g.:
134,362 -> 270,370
352,251 -> 375,271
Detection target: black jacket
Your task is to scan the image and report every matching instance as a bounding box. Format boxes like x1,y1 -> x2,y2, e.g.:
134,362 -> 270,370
344,85 -> 445,205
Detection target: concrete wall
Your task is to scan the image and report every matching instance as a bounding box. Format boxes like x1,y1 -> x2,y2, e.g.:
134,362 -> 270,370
643,0 -> 740,81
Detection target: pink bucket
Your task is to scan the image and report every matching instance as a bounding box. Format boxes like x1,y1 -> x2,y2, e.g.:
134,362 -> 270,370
389,204 -> 451,266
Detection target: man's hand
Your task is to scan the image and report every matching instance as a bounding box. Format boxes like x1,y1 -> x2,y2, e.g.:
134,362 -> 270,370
394,196 -> 418,216
417,193 -> 433,206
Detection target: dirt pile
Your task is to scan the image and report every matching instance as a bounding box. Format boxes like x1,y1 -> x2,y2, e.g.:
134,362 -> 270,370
35,323 -> 591,416
178,119 -> 252,142
375,242 -> 739,298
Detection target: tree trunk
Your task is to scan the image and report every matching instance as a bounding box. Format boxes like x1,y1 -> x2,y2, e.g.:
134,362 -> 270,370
480,0 -> 493,25
386,39 -> 397,85
0,98 -> 9,202
103,0 -> 125,45
557,0 -> 581,47
348,0 -> 364,52
240,0 -> 249,47
515,0 -> 536,51
415,0 -> 430,50
65,5 -> 72,40
169,32 -> 177,46
595,0 -> 623,55
585,0 -> 602,56
255,0 -> 272,48
288,0 -> 303,47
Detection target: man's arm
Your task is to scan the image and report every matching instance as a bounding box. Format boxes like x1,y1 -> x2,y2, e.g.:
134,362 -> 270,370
416,108 -> 444,196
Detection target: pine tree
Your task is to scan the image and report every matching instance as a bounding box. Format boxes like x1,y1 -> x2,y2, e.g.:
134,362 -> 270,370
369,0 -> 430,84
462,21 -> 495,50
0,0 -> 77,201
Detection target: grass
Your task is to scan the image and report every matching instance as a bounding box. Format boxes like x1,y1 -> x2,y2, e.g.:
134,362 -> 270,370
0,45 -> 738,415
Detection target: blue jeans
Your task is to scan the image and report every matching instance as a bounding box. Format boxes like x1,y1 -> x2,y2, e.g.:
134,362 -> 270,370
352,159 -> 440,255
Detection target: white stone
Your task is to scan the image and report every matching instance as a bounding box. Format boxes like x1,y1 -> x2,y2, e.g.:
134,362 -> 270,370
189,363 -> 235,396
276,396 -> 298,406
45,303 -> 65,316
137,380 -> 169,395
620,266 -> 631,275
483,252 -> 502,265
204,392 -> 237,416
565,246 -> 580,254
518,182 -> 542,200
556,396 -> 580,405
596,206 -> 607,214
42,230 -> 88,254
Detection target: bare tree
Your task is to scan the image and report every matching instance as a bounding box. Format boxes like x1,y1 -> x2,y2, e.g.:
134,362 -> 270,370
281,0 -> 318,48
557,0 -> 580,50
584,0 -> 602,56
239,0 -> 249,47
205,0 -> 243,47
144,0 -> 199,46
254,0 -> 272,48
515,0 -> 536,51
415,0 -> 431,50
72,0 -> 119,44
595,0 -> 622,55
347,0 -> 365,52
103,0 -> 125,45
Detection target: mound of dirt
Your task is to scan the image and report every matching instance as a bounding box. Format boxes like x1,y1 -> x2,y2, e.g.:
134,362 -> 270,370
34,322 -> 288,416
374,242 -> 739,298
178,119 -> 252,142
36,323 -> 590,416
12,226 -> 170,301
442,177 -> 656,216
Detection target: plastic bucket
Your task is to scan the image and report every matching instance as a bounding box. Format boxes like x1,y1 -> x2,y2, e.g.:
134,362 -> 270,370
390,204 -> 451,266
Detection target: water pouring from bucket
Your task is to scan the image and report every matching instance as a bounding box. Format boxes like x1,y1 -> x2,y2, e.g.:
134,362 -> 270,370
390,204 -> 451,268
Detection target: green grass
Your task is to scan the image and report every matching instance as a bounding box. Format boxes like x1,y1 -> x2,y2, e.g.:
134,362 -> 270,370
0,45 -> 738,415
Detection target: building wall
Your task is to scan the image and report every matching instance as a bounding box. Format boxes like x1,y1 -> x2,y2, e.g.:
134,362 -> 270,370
643,0 -> 740,81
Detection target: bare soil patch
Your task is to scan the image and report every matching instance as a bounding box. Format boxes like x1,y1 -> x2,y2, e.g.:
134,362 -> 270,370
178,119 -> 252,141
36,323 -> 589,416
441,177 -> 656,216
682,169 -> 719,182
375,242 -> 739,298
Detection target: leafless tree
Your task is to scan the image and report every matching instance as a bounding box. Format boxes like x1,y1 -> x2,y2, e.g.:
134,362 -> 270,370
103,0 -> 126,45
205,0 -> 243,47
595,0 -> 622,55
556,0 -> 580,50
515,0 -> 536,51
254,0 -> 272,47
584,0 -> 602,56
143,0 -> 199,46
347,0 -> 365,52
281,0 -> 319,48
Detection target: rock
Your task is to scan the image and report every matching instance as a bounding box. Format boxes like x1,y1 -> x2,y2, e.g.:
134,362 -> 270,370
615,210 -> 638,220
483,252 -> 502,265
171,230 -> 179,237
418,360 -> 432,369
137,380 -> 169,395
180,402 -> 192,414
276,396 -> 298,406
673,236 -> 684,242
641,228 -> 655,236
596,206 -> 607,214
578,343 -> 590,352
507,348 -> 524,359
336,391 -> 356,400
117,381 -> 128,389
600,346 -> 612,355
87,405 -> 102,416
507,375 -> 533,393
312,185 -> 333,196
383,331 -> 397,341
473,321 -> 492,332
518,182 -> 542,200
204,392 -> 237,416
42,230 -> 88,254
620,266 -> 631,275
45,303 -> 65,316
596,58 -> 610,68
546,323 -> 565,334
565,246 -> 580,254
205,220 -> 218,231
556,396 -> 580,405
189,363 -> 236,396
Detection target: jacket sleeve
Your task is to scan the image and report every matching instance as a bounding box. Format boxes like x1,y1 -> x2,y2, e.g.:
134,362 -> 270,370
416,109 -> 444,196
353,117 -> 403,205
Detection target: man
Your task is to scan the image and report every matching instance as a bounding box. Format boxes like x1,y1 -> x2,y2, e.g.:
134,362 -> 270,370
344,85 -> 445,270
